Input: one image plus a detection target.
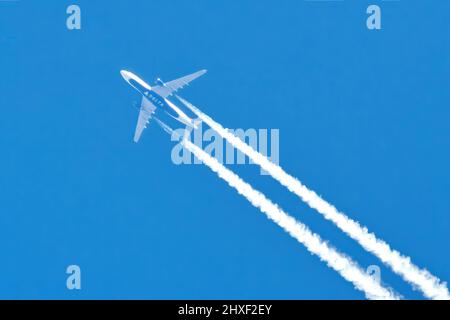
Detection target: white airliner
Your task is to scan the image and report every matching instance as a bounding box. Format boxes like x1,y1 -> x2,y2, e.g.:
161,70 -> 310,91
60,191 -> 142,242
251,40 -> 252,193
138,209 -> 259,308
120,69 -> 207,142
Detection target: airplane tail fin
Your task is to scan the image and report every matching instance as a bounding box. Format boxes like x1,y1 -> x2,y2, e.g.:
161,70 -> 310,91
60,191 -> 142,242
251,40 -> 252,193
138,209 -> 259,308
182,118 -> 201,141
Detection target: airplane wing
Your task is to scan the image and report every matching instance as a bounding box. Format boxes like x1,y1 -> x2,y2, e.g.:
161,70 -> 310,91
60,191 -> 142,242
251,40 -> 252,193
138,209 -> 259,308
151,69 -> 207,98
134,96 -> 157,142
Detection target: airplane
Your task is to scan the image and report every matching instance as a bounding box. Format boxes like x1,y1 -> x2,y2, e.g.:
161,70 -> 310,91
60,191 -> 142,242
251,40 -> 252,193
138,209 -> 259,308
120,69 -> 207,142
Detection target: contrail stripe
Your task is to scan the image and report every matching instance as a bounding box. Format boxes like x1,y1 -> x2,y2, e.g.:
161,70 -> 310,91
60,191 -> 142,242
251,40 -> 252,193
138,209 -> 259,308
177,96 -> 449,300
183,139 -> 399,300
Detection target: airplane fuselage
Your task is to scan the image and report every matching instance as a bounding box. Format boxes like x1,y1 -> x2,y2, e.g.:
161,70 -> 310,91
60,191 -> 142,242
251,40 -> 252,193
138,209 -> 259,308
120,70 -> 194,127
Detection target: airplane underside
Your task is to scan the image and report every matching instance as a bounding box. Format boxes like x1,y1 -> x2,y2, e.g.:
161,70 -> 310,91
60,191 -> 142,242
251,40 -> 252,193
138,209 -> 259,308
120,69 -> 207,142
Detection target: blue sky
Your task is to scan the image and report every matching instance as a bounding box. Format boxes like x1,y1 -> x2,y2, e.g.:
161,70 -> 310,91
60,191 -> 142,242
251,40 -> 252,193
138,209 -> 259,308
0,0 -> 449,299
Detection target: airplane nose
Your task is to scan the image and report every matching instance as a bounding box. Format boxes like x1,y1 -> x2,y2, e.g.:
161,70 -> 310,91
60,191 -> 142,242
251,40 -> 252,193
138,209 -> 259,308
120,70 -> 151,93
120,70 -> 134,83
120,70 -> 130,81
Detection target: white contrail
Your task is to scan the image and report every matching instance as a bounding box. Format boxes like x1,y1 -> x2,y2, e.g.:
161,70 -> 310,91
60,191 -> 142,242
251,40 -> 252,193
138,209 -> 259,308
177,96 -> 449,300
182,139 -> 398,300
